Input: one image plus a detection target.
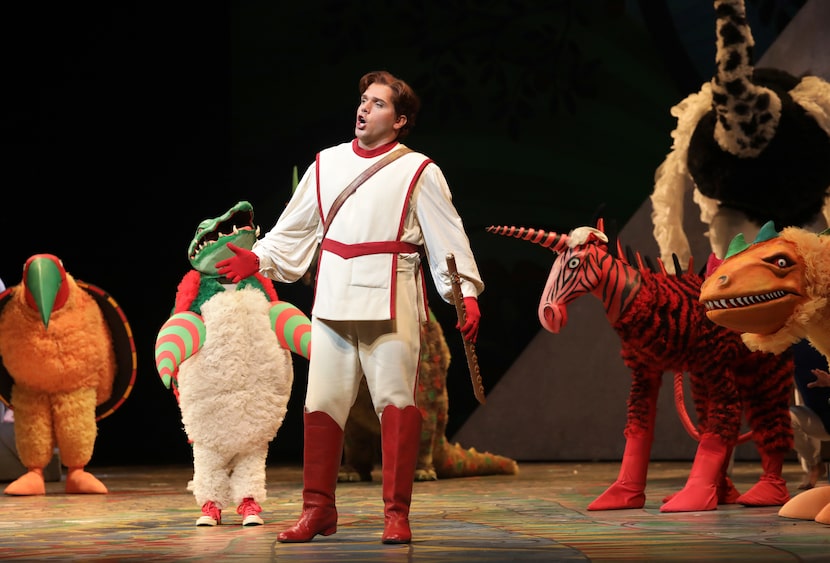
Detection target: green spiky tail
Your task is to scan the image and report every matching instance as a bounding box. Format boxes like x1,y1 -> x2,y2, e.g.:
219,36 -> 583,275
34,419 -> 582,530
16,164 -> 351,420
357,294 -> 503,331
433,437 -> 520,478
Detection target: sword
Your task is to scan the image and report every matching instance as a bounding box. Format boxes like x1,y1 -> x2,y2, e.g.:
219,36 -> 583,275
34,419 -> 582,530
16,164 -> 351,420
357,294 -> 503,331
446,253 -> 486,405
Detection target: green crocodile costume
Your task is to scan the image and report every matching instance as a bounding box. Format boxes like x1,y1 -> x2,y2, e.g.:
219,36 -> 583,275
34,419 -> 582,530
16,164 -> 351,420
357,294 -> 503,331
154,200 -> 311,527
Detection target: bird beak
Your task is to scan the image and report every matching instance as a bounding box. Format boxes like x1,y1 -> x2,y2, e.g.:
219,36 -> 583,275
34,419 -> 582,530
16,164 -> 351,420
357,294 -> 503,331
24,256 -> 64,328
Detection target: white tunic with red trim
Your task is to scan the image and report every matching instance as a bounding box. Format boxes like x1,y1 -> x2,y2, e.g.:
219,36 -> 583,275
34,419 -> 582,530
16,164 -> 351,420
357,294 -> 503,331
253,140 -> 483,321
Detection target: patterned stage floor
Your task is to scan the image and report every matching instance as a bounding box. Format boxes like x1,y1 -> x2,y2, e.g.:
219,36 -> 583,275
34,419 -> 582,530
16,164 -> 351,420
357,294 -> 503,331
1,461 -> 828,562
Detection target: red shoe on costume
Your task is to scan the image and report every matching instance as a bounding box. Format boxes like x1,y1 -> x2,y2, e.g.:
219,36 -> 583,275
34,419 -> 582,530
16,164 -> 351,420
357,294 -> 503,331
588,434 -> 651,510
238,497 -> 264,526
196,501 -> 222,526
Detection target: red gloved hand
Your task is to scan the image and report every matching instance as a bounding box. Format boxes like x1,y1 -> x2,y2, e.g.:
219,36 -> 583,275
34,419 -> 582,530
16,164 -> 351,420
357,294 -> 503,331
216,243 -> 260,282
457,296 -> 481,343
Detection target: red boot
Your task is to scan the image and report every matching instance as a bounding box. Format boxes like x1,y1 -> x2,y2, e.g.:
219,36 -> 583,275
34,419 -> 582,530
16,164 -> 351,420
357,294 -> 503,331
716,445 -> 741,504
277,410 -> 344,543
588,433 -> 652,510
665,445 -> 741,504
660,433 -> 728,512
736,449 -> 790,506
380,405 -> 422,544
718,473 -> 741,505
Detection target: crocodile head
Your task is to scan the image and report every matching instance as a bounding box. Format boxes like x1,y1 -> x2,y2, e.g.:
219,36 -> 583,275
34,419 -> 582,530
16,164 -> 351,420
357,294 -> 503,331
699,221 -> 807,335
188,200 -> 260,275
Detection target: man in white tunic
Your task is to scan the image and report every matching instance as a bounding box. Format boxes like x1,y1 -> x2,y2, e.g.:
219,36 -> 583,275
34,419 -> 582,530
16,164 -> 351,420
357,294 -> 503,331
217,70 -> 484,544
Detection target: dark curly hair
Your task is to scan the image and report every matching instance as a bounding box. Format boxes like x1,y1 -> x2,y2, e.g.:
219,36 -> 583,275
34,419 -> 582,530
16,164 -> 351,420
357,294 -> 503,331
359,70 -> 420,140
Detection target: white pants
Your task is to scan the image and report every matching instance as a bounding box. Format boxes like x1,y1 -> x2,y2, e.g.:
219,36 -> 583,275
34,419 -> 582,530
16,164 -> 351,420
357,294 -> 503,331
305,270 -> 421,429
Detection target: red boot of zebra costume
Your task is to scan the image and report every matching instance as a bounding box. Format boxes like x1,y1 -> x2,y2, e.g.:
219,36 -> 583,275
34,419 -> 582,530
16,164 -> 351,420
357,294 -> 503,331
663,445 -> 741,505
588,433 -> 651,510
736,449 -> 790,506
661,433 -> 729,512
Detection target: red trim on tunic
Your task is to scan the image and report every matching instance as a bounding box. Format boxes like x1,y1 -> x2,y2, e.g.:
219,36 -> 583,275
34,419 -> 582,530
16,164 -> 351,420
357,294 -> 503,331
390,261 -> 398,320
397,159 -> 432,321
397,159 -> 432,236
351,138 -> 398,158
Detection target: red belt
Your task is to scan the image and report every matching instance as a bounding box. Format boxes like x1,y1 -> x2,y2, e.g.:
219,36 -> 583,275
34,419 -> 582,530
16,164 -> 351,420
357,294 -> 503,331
321,239 -> 423,259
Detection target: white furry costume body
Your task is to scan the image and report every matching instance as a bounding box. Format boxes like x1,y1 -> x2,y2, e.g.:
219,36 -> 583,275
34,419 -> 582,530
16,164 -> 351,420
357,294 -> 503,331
177,286 -> 293,509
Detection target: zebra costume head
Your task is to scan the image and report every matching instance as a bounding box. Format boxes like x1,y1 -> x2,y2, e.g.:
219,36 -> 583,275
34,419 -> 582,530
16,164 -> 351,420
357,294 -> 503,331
487,220 -> 612,334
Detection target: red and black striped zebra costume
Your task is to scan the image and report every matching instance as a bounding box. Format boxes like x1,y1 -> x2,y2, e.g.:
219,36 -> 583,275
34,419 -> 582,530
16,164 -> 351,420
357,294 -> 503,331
489,221 -> 793,512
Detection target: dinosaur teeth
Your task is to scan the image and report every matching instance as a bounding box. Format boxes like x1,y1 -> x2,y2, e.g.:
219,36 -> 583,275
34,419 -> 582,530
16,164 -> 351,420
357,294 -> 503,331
704,290 -> 788,311
703,300 -> 724,311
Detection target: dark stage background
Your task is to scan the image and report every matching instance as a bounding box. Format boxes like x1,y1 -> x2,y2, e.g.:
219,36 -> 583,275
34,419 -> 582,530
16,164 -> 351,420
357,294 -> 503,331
1,1 -> 803,466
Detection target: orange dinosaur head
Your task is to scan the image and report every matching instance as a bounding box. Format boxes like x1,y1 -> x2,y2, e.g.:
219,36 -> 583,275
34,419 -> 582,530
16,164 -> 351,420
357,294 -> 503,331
699,222 -> 808,335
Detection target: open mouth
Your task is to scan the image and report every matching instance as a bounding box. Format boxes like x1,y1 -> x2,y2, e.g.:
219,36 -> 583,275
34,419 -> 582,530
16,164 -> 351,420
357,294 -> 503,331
189,206 -> 257,262
702,289 -> 789,311
190,224 -> 257,261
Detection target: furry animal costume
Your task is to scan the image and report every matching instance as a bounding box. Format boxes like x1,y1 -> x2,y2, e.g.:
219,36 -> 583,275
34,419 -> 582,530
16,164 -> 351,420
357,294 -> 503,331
0,255 -> 135,495
489,222 -> 793,513
650,0 -> 830,267
154,201 -> 310,526
701,223 -> 830,524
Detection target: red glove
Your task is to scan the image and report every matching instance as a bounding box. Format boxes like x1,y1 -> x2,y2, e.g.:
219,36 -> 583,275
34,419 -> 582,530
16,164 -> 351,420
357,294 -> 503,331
457,296 -> 481,343
216,243 -> 260,282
